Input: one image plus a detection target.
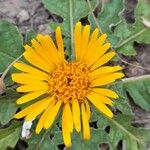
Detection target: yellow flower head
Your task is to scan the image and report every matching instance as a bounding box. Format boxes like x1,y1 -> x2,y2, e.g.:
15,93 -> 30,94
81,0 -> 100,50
12,22 -> 124,147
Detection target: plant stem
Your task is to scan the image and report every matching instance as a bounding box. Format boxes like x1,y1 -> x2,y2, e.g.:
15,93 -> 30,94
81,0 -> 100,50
69,0 -> 74,61
122,74 -> 150,83
87,0 -> 103,34
1,54 -> 23,80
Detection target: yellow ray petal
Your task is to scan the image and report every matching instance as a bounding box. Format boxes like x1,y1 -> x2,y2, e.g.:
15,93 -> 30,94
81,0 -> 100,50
89,66 -> 122,77
90,28 -> 99,43
31,39 -> 56,68
82,28 -> 99,62
74,22 -> 82,61
24,45 -> 53,70
90,34 -> 108,52
36,34 -> 63,65
87,91 -> 113,105
16,90 -> 47,104
62,108 -> 72,147
16,82 -> 49,92
81,28 -> 99,62
91,75 -> 115,87
83,41 -> 97,63
12,73 -> 49,84
23,51 -> 51,73
87,43 -> 111,67
84,100 -> 91,120
14,98 -> 49,119
63,103 -> 73,132
35,109 -> 49,134
97,33 -> 107,45
62,129 -> 71,147
90,52 -> 116,71
36,99 -> 56,134
80,25 -> 90,61
25,98 -> 53,121
112,72 -> 125,79
91,88 -> 118,99
82,25 -> 90,47
81,103 -> 90,140
91,72 -> 124,87
83,33 -> 108,64
13,63 -> 49,78
56,27 -> 64,59
72,99 -> 81,132
12,77 -> 37,85
87,95 -> 113,118
44,100 -> 62,129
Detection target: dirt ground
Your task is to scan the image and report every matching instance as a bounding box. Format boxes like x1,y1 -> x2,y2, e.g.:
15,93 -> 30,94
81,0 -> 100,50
0,0 -> 150,149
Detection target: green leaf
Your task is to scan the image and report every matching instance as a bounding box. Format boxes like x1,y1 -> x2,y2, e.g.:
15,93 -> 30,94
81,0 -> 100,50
27,131 -> 58,150
89,0 -> 150,56
112,0 -> 150,55
88,0 -> 124,47
64,37 -> 71,57
0,121 -> 22,150
71,129 -> 109,150
53,129 -> 109,150
97,114 -> 150,150
0,20 -> 23,73
0,89 -> 20,125
108,115 -> 150,150
53,113 -> 150,150
89,0 -> 124,34
24,30 -> 36,45
0,20 -> 23,86
109,81 -> 133,116
42,0 -> 97,36
123,75 -> 150,111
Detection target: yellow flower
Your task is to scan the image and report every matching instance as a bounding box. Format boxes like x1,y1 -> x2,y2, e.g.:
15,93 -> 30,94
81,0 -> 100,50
12,22 -> 124,147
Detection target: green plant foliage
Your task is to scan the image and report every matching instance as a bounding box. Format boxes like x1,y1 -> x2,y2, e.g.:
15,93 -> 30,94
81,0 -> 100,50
52,112 -> 150,150
89,0 -> 150,56
24,30 -> 36,45
53,129 -> 109,150
89,0 -> 124,34
0,20 -> 23,73
88,0 -> 124,46
108,115 -> 150,150
113,0 -> 150,55
71,129 -> 109,150
0,89 -> 20,125
27,131 -> 57,150
123,75 -> 150,111
0,20 -> 23,86
0,121 -> 22,150
42,0 -> 97,36
108,81 -> 133,116
96,114 -> 150,150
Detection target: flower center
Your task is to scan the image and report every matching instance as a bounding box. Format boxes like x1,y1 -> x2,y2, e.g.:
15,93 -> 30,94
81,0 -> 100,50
49,62 -> 91,103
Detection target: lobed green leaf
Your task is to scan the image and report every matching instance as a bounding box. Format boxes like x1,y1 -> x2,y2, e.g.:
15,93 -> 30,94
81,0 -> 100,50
42,0 -> 97,36
123,75 -> 150,111
0,89 -> 20,125
0,121 -> 22,150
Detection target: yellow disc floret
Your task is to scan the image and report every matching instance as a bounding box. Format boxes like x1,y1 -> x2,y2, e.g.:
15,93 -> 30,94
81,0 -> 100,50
49,62 -> 91,103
